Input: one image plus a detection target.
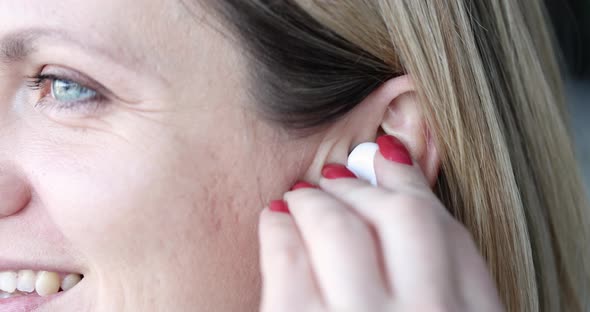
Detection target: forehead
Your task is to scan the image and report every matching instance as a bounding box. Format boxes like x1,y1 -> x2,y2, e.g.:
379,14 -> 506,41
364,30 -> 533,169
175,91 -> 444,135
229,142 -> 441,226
0,0 -> 220,77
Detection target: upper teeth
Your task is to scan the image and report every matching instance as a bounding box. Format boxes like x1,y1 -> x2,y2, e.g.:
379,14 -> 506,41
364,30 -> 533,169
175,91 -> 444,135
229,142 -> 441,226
0,270 -> 82,297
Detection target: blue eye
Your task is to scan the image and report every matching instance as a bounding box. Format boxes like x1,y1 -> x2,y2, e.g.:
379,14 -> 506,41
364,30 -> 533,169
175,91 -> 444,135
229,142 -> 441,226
25,73 -> 107,115
51,79 -> 97,102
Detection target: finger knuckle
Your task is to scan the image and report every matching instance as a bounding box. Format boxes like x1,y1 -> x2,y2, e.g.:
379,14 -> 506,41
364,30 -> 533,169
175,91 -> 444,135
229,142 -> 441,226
313,212 -> 363,238
395,193 -> 434,210
345,185 -> 387,201
268,239 -> 304,269
263,216 -> 291,233
289,192 -> 333,215
399,179 -> 430,192
380,193 -> 436,222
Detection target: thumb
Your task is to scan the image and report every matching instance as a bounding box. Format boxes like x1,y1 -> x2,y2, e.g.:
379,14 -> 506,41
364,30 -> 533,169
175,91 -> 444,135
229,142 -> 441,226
374,135 -> 430,192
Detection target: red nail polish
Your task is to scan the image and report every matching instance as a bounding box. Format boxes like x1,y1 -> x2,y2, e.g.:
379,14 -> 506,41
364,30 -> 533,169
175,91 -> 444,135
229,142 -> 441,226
376,135 -> 413,165
321,164 -> 357,179
269,200 -> 290,214
290,181 -> 317,191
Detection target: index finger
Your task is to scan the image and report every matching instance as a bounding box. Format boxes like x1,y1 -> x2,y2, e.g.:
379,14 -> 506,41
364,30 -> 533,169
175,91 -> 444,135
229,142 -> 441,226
373,135 -> 429,193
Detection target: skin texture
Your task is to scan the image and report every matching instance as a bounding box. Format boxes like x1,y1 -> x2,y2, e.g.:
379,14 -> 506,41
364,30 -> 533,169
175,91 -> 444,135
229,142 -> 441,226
0,1 -> 318,311
0,1 -> 503,311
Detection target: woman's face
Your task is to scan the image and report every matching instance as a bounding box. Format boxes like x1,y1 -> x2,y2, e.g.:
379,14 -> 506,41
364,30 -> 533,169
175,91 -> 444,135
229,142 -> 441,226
0,1 -> 315,310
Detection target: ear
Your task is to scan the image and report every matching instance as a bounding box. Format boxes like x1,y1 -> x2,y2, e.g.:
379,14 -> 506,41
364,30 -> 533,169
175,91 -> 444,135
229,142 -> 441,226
378,76 -> 440,186
302,75 -> 440,187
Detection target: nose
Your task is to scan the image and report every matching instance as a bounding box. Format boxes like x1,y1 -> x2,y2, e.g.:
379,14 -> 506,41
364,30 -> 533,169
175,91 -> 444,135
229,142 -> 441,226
0,169 -> 31,217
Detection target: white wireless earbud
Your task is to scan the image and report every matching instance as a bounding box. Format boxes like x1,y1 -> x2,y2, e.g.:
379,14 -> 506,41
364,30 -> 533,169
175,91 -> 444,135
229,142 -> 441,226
346,142 -> 379,186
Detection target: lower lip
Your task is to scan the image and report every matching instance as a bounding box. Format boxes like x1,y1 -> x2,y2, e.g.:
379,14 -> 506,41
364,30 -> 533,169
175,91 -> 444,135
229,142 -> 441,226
0,292 -> 63,312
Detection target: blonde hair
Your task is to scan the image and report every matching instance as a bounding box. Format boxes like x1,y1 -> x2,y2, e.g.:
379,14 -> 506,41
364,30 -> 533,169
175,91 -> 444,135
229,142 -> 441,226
206,0 -> 590,310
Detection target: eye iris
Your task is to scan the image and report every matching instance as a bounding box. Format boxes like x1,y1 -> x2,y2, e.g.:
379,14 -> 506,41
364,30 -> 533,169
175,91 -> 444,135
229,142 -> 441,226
51,79 -> 96,102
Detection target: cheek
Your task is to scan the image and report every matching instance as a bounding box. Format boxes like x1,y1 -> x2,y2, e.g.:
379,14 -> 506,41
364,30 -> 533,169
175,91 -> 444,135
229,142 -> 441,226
28,131 -> 262,270
21,106 -> 298,309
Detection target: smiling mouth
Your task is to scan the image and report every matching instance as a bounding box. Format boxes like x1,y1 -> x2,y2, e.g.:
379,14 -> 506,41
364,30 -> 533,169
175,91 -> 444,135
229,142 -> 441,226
0,270 -> 83,299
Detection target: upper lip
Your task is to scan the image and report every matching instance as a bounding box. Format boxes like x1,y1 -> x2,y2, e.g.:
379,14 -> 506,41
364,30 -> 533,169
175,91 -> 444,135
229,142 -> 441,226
0,257 -> 84,274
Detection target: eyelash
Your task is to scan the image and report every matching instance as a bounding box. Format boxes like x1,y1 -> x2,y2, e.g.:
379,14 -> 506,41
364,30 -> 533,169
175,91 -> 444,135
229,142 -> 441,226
25,74 -> 51,90
25,74 -> 106,113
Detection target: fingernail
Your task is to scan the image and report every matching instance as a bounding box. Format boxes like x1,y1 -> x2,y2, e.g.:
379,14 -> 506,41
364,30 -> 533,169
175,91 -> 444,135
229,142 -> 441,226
269,200 -> 290,214
376,135 -> 413,166
321,164 -> 357,179
290,181 -> 317,191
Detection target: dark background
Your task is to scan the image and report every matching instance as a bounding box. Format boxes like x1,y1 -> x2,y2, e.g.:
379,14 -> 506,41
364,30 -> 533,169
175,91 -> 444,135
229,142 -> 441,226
548,0 -> 590,78
547,0 -> 590,192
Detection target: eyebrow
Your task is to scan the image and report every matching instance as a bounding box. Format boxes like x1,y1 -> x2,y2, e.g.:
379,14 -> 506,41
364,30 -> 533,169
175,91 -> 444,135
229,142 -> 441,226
0,28 -> 143,73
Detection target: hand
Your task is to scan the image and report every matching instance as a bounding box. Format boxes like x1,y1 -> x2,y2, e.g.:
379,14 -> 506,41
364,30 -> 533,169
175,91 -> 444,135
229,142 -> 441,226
258,135 -> 504,312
